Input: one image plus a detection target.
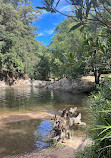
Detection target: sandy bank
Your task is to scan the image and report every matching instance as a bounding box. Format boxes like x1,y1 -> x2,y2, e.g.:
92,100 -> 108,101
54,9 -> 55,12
0,111 -> 54,124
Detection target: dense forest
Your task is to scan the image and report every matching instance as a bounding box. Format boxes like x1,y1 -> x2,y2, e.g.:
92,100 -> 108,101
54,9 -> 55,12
1,0 -> 111,85
0,0 -> 50,83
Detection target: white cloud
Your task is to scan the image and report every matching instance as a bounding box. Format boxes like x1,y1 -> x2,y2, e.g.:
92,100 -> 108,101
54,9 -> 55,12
36,10 -> 50,17
37,29 -> 54,37
38,33 -> 44,36
32,11 -> 42,16
59,5 -> 73,12
42,10 -> 49,15
41,10 -> 59,16
45,29 -> 54,35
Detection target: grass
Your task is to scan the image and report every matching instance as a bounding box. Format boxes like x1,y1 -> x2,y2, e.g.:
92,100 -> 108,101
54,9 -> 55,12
101,74 -> 111,78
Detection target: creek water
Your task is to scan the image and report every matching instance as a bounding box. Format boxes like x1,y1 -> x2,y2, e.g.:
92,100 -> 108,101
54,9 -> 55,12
0,87 -> 89,157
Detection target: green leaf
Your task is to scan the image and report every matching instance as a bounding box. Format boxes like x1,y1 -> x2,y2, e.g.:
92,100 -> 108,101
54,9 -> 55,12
36,6 -> 47,10
80,25 -> 86,32
69,22 -> 84,32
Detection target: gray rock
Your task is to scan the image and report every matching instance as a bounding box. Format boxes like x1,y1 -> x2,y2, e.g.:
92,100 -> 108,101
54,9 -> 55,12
32,80 -> 47,88
48,78 -> 95,94
77,138 -> 94,151
24,79 -> 32,86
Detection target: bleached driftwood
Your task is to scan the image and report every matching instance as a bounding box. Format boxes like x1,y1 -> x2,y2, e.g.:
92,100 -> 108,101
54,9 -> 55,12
69,107 -> 77,115
69,113 -> 86,127
50,107 -> 86,142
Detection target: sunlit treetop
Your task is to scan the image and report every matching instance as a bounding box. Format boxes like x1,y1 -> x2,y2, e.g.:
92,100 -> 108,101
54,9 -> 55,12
0,0 -> 29,6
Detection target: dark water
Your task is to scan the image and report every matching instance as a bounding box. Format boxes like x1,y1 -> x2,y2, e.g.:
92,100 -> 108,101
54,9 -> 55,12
0,87 -> 89,157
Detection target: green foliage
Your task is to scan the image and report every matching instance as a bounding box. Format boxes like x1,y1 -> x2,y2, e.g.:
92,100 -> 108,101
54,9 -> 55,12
83,33 -> 111,84
75,146 -> 99,158
69,22 -> 84,32
76,78 -> 111,158
0,0 -> 50,80
50,17 -> 88,78
65,62 -> 86,78
33,51 -> 50,80
50,57 -> 65,78
0,0 -> 29,7
90,79 -> 111,157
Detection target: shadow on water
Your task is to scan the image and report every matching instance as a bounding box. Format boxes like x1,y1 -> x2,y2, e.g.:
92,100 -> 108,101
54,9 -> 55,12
0,119 -> 52,158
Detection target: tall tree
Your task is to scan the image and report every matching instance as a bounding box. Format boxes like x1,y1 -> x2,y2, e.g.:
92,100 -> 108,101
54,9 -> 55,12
0,0 -> 53,84
49,17 -> 88,78
0,0 -> 42,80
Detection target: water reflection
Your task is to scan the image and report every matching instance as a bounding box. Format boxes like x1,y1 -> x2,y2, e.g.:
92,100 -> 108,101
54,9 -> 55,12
0,87 -> 88,112
0,119 -> 52,158
34,120 -> 52,149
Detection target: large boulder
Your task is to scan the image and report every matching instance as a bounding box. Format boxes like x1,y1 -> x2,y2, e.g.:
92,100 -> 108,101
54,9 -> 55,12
48,77 -> 95,93
12,79 -> 32,87
77,138 -> 94,151
32,80 -> 48,88
24,79 -> 32,86
31,76 -> 95,94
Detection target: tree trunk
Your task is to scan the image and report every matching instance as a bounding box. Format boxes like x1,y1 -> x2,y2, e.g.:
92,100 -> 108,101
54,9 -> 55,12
94,67 -> 101,84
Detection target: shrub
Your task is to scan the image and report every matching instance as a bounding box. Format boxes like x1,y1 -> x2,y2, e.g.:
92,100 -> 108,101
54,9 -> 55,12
76,77 -> 111,158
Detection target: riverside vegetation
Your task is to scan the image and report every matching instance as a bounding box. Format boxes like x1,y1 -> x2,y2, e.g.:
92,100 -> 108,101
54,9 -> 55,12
76,77 -> 111,158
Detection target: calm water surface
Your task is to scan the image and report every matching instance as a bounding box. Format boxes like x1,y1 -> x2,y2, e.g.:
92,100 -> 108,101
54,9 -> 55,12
0,87 -> 89,157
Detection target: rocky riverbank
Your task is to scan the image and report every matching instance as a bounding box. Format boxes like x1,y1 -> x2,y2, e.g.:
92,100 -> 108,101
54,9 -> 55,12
32,76 -> 95,94
0,79 -> 31,88
0,76 -> 95,94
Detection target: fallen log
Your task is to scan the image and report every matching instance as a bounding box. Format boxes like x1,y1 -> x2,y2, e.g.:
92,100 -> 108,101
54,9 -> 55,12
49,107 -> 86,143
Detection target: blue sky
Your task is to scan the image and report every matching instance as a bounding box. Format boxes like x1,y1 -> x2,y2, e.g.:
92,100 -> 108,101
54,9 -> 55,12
30,0 -> 73,45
